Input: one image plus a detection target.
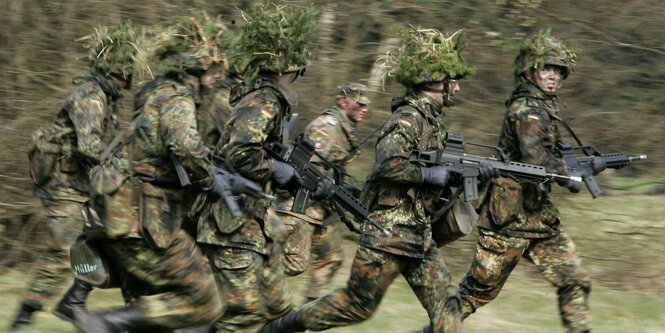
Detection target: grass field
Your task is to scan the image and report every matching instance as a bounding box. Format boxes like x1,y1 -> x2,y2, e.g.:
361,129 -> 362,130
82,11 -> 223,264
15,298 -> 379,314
1,178 -> 664,332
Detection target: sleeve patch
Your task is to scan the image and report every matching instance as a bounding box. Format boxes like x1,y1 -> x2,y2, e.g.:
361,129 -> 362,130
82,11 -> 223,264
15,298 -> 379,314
314,142 -> 323,149
399,119 -> 413,127
320,130 -> 329,136
261,108 -> 274,118
527,114 -> 540,121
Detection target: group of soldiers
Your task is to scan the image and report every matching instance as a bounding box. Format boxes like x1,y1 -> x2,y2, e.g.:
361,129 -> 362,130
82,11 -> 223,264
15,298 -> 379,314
9,2 -> 606,333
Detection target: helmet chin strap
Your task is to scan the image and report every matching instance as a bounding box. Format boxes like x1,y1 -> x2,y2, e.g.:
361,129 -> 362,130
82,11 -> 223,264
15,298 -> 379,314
420,77 -> 453,106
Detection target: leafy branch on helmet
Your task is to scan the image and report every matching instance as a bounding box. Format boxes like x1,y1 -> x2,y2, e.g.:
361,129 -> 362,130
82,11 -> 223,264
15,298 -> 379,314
379,26 -> 476,89
152,11 -> 232,75
77,20 -> 149,78
229,2 -> 319,85
513,28 -> 578,81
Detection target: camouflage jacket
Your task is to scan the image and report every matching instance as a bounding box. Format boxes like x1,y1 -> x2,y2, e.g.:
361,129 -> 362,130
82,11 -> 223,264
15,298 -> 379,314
276,105 -> 358,224
478,82 -> 568,238
197,76 -> 297,254
34,70 -> 122,201
359,92 -> 447,258
119,76 -> 214,248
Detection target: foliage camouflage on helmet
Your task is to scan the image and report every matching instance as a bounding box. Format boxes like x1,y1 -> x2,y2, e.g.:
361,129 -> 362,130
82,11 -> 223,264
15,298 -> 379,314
153,11 -> 232,75
380,26 -> 475,88
229,2 -> 319,84
79,20 -> 148,78
513,28 -> 578,81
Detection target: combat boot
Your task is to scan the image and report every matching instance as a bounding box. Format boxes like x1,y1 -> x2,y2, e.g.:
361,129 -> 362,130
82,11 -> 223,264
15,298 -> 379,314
52,279 -> 93,322
260,310 -> 306,333
9,299 -> 43,330
73,306 -> 150,333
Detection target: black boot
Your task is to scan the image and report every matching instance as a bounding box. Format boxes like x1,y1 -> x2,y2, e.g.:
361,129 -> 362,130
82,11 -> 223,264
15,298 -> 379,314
408,325 -> 433,333
73,306 -> 149,333
52,279 -> 93,322
9,300 -> 43,331
260,310 -> 306,333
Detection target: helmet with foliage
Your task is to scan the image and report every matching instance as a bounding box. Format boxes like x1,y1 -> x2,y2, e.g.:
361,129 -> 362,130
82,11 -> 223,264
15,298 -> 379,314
228,2 -> 319,84
381,26 -> 475,88
79,20 -> 148,79
153,11 -> 233,75
513,28 -> 577,80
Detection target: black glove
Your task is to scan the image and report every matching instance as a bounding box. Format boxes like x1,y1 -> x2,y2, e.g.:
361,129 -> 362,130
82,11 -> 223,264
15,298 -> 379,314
420,166 -> 452,187
205,168 -> 231,197
272,160 -> 303,188
478,164 -> 501,182
591,156 -> 606,175
564,179 -> 582,193
311,178 -> 334,201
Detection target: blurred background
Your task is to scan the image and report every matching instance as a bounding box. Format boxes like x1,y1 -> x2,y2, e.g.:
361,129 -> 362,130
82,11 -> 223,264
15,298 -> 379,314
1,0 -> 663,332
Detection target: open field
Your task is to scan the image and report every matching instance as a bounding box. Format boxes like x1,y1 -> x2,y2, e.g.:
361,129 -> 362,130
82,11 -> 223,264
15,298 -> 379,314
1,178 -> 664,332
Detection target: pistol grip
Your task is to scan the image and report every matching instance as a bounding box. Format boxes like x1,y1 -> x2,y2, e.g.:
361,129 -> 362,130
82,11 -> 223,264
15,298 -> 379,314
463,176 -> 479,202
584,175 -> 603,198
293,188 -> 310,214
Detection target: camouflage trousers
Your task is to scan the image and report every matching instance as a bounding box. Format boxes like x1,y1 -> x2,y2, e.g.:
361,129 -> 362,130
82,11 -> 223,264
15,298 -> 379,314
459,228 -> 592,333
298,245 -> 462,333
201,242 -> 294,333
22,198 -> 85,306
101,230 -> 223,329
281,216 -> 344,300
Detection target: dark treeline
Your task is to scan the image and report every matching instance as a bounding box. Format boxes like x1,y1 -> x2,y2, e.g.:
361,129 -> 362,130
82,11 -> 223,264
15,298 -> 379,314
1,0 -> 663,266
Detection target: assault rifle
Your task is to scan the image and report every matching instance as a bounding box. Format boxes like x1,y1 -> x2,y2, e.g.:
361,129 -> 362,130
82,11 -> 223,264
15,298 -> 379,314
557,142 -> 647,198
172,155 -> 275,218
411,133 -> 581,202
267,133 -> 392,236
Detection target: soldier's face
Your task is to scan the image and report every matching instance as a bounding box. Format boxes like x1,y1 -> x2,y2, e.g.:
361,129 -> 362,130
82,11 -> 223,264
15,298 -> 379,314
201,65 -> 223,90
348,99 -> 369,123
532,66 -> 562,93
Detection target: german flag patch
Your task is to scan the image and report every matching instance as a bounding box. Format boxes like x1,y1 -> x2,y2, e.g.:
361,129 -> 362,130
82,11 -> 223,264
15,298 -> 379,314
399,119 -> 413,127
261,108 -> 274,118
527,114 -> 539,121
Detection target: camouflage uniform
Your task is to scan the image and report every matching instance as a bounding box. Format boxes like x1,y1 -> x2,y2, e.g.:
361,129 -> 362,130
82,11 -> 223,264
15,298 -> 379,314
294,92 -> 462,332
196,77 -> 296,332
278,103 -> 361,299
197,78 -> 237,147
459,81 -> 592,332
21,70 -> 122,310
90,75 -> 223,330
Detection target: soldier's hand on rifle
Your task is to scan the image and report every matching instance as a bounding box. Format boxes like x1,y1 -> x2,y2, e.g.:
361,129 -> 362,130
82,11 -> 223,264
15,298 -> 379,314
272,160 -> 304,188
205,167 -> 232,197
311,178 -> 334,201
420,166 -> 457,187
478,164 -> 501,182
591,156 -> 606,175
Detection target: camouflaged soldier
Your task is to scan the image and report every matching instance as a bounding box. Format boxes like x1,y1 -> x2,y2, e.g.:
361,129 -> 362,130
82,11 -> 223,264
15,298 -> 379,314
70,14 -> 230,332
262,27 -> 489,333
277,82 -> 370,302
194,3 -> 322,332
458,29 -> 594,333
9,21 -> 143,331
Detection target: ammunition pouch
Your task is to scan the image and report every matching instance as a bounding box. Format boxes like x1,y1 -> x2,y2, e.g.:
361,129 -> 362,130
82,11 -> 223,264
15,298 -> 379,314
488,177 -> 523,226
27,126 -> 70,186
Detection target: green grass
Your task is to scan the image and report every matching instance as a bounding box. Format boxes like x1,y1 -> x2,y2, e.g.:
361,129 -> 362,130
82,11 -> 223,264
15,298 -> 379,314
2,189 -> 664,332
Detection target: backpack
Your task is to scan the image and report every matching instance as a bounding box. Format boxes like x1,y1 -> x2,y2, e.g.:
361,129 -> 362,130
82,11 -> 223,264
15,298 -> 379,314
27,124 -> 72,186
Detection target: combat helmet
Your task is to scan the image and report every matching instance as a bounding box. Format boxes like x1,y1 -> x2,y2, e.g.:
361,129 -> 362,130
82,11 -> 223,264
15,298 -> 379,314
228,2 -> 319,84
79,20 -> 148,81
513,28 -> 577,81
153,11 -> 232,76
382,26 -> 475,89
